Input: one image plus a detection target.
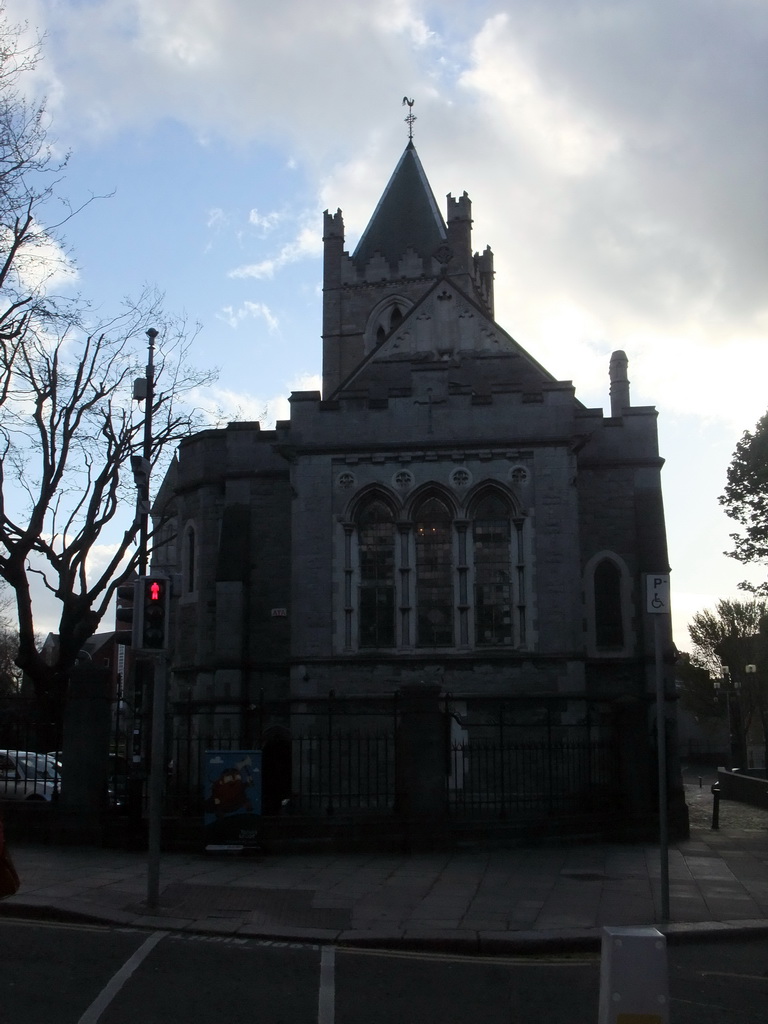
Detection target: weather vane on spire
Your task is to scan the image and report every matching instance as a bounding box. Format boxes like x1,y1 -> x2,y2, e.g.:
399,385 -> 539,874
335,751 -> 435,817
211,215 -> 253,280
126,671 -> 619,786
402,97 -> 416,141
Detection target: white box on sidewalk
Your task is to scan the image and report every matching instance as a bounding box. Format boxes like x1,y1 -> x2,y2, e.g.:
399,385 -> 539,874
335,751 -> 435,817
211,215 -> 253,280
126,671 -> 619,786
598,926 -> 669,1024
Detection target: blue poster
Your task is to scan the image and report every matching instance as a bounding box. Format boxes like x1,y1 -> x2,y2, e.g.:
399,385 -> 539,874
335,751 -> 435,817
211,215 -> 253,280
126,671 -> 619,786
203,750 -> 262,847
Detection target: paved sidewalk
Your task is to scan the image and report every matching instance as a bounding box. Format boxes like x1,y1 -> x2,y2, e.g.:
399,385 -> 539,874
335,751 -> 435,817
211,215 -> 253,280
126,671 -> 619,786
1,774 -> 767,953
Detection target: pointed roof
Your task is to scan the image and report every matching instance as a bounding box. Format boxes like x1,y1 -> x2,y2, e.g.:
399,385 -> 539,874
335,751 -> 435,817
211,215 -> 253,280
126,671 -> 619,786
352,141 -> 447,270
334,275 -> 561,399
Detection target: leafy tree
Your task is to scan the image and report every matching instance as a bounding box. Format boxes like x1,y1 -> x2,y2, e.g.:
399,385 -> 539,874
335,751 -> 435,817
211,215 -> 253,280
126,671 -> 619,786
688,599 -> 768,768
0,14 -> 215,731
675,651 -> 719,721
720,410 -> 768,596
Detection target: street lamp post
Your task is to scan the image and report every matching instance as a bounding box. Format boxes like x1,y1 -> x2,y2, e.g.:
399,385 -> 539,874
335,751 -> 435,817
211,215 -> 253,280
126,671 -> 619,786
714,667 -> 741,769
126,327 -> 158,833
137,327 -> 157,576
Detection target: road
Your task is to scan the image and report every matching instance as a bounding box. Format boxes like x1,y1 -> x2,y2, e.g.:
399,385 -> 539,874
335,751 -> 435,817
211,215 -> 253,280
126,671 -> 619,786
1,919 -> 767,1023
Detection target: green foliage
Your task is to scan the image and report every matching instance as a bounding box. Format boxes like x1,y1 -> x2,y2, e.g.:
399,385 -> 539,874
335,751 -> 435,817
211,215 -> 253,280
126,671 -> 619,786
688,599 -> 768,767
721,410 -> 768,595
688,599 -> 768,672
675,652 -> 719,721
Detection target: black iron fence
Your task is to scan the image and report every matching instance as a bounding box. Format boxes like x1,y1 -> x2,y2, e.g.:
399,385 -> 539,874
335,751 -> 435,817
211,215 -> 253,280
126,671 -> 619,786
1,693 -> 622,826
165,695 -> 399,818
292,731 -> 395,814
162,693 -> 621,823
444,696 -> 620,819
447,738 -> 619,818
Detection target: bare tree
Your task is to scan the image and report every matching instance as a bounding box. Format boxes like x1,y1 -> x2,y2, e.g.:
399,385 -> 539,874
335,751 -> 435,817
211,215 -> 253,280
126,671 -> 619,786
0,14 -> 81,351
0,296 -> 214,709
0,14 -> 216,726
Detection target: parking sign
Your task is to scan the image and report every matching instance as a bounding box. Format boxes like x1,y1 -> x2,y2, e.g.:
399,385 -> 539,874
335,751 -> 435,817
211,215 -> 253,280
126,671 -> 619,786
646,574 -> 670,614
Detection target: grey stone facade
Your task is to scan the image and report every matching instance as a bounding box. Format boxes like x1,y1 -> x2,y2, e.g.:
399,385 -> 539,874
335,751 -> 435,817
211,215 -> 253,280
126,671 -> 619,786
154,140 -> 683,835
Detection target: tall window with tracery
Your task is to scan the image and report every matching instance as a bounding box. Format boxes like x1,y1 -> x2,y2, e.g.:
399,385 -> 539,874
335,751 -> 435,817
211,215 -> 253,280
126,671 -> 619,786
358,500 -> 396,648
415,496 -> 454,647
473,494 -> 513,645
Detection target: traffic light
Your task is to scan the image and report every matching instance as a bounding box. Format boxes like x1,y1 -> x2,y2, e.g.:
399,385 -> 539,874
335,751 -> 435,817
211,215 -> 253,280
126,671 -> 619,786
138,575 -> 170,651
115,581 -> 137,647
130,455 -> 150,489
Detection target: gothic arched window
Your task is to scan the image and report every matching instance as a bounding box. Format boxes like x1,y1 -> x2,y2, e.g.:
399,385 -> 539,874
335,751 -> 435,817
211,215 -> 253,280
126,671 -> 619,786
366,297 -> 412,352
594,558 -> 624,649
357,499 -> 396,648
389,305 -> 403,332
473,493 -> 513,646
414,496 -> 454,647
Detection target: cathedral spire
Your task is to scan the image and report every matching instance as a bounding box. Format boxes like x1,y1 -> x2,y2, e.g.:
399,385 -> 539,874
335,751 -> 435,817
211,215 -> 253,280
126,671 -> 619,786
351,139 -> 446,272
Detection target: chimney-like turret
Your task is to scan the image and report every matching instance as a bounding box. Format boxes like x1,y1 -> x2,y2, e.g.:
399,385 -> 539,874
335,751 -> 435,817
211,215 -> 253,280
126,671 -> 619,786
322,209 -> 346,396
446,192 -> 473,276
476,245 -> 495,318
609,350 -> 630,416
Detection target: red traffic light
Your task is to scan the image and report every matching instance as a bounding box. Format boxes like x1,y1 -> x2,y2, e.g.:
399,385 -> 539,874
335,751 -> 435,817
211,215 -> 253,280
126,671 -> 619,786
138,575 -> 170,650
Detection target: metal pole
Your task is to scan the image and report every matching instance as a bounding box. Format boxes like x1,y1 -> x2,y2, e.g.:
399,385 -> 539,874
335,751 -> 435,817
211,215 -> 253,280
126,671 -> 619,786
138,327 -> 157,577
147,654 -> 167,909
131,326 -> 157,827
655,614 -> 670,923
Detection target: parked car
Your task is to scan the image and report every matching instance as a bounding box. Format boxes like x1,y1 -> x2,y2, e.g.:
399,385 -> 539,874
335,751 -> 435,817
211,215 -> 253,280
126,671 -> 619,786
45,750 -> 127,809
0,750 -> 59,801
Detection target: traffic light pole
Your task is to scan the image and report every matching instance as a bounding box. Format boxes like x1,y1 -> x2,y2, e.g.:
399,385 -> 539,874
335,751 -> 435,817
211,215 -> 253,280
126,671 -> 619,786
138,327 -> 157,577
146,652 -> 167,909
126,327 -> 158,834
131,575 -> 171,909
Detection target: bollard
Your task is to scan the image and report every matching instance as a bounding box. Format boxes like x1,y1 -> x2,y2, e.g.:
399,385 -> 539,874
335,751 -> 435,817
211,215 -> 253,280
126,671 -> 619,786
699,776 -> 702,788
598,926 -> 669,1024
711,781 -> 720,830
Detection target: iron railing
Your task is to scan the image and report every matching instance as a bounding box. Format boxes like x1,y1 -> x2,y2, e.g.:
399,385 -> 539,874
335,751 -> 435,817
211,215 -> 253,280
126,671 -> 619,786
447,738 -> 620,818
1,693 -> 623,826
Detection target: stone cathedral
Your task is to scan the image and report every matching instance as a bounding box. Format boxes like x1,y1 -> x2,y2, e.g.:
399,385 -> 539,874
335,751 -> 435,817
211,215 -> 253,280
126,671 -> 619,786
154,135 -> 685,837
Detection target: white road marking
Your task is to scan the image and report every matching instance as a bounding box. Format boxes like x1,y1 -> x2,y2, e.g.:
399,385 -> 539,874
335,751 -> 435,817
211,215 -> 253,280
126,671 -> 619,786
318,944 -> 335,1024
338,946 -> 598,966
77,930 -> 168,1024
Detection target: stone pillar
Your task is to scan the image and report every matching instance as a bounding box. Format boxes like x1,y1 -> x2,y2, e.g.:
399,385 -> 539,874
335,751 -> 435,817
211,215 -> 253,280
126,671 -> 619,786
614,697 -> 655,835
58,665 -> 112,840
396,683 -> 447,844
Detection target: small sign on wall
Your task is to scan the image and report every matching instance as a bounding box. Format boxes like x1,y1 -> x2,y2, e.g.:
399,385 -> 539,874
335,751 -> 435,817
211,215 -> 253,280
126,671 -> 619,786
271,607 -> 287,617
646,574 -> 670,614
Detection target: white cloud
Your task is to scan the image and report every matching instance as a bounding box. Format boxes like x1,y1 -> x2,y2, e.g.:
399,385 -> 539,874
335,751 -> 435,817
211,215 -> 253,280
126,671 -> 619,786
228,224 -> 321,279
194,372 -> 321,428
206,207 -> 227,229
194,386 -> 269,425
461,13 -> 621,177
23,0 -> 433,157
2,221 -> 79,295
248,208 -> 281,234
217,301 -> 279,331
372,0 -> 436,47
289,372 -> 321,393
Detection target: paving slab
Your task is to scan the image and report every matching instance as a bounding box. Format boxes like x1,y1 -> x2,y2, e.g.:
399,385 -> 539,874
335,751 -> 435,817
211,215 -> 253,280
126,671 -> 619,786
1,774 -> 768,951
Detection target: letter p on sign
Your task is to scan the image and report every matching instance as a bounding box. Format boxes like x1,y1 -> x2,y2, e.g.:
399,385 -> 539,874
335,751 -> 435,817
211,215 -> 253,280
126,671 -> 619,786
646,574 -> 670,614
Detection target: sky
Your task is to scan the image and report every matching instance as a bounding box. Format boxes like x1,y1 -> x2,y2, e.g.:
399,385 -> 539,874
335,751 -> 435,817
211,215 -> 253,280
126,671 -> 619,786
6,0 -> 768,649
